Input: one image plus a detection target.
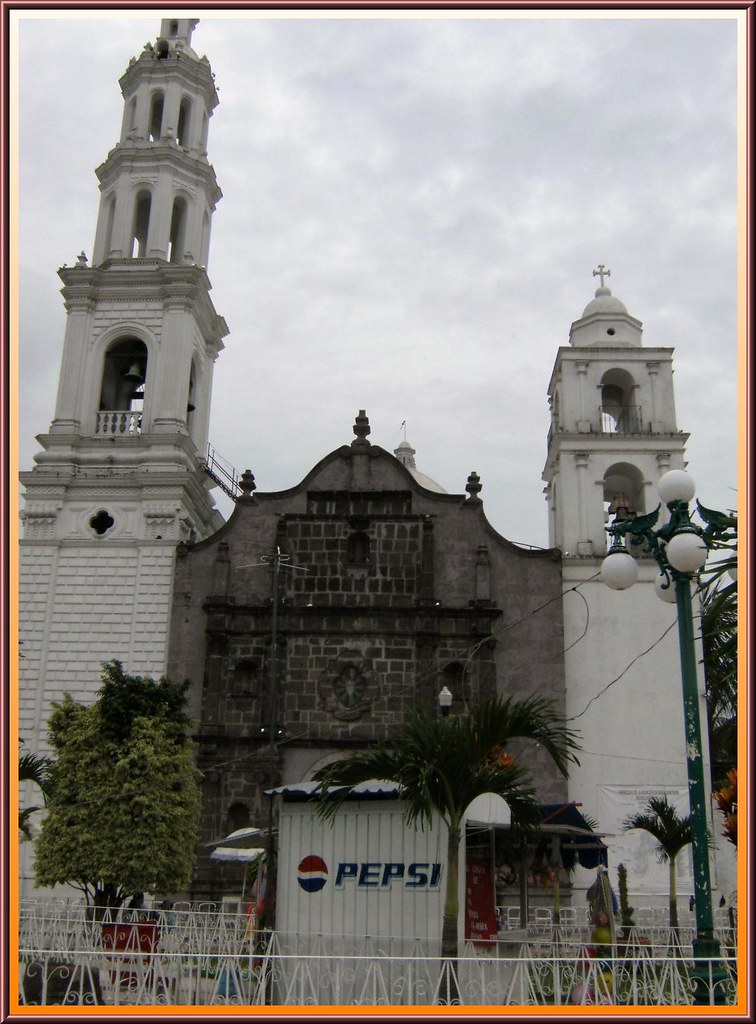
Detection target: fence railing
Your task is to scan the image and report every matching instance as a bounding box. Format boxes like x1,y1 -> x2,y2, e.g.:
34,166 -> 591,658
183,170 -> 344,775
17,903 -> 738,1008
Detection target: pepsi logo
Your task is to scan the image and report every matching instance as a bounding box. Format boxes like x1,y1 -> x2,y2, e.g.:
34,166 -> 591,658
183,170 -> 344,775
297,854 -> 328,893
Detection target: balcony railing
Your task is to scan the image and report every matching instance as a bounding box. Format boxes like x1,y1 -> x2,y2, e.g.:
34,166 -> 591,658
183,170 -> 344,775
96,410 -> 141,436
598,404 -> 644,435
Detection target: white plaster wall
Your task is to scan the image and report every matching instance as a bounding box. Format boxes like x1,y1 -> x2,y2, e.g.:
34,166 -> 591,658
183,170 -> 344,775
18,538 -> 178,897
561,559 -> 724,903
18,541 -> 177,755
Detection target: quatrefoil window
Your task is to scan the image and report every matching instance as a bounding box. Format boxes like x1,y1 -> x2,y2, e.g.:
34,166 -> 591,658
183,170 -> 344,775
89,509 -> 115,536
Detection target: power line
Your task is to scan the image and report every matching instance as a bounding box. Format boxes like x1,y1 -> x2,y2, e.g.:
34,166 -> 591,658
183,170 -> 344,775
566,620 -> 678,722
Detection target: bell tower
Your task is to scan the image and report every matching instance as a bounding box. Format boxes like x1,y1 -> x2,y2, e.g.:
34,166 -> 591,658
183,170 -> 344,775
542,270 -> 717,901
18,18 -> 227,792
543,266 -> 688,557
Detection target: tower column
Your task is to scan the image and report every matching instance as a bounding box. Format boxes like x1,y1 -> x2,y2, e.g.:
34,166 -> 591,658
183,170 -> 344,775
576,360 -> 591,433
574,451 -> 593,555
646,361 -> 661,431
111,177 -> 136,259
151,297 -> 194,432
147,174 -> 174,259
50,296 -> 95,433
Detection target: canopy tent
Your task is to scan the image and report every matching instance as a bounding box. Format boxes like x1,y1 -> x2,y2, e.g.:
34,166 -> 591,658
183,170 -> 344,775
208,845 -> 266,903
209,846 -> 266,863
205,826 -> 272,849
537,803 -> 608,870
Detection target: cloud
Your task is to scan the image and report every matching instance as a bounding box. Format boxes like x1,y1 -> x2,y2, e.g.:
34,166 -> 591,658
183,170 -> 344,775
16,12 -> 740,546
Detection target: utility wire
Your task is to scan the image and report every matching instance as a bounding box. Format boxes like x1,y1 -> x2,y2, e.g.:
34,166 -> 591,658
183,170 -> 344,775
566,620 -> 678,722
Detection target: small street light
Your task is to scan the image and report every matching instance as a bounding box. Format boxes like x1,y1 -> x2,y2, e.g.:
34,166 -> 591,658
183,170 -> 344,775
600,469 -> 735,1005
438,686 -> 453,717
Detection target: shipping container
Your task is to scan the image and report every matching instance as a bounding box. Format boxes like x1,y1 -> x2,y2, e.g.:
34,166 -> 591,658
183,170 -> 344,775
275,784 -> 448,957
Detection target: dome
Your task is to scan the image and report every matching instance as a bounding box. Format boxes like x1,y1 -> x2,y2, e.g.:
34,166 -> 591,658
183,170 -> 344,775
581,286 -> 629,317
569,275 -> 643,348
394,439 -> 447,494
408,468 -> 448,494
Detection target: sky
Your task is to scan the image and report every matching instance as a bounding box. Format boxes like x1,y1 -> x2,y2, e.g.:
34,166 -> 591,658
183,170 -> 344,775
14,9 -> 742,549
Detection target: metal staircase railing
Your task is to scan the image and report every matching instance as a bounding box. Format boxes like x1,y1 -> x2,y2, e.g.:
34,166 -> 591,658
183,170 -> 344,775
201,444 -> 240,500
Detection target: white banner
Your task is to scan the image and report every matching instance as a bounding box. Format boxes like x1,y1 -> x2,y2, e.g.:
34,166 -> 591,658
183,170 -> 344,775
596,785 -> 694,896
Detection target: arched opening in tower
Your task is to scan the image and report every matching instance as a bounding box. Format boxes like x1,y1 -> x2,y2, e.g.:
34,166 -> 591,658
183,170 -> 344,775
98,337 -> 149,434
131,190 -> 152,258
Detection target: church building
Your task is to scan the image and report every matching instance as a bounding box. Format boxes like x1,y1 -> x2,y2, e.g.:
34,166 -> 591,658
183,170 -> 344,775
19,19 -> 730,907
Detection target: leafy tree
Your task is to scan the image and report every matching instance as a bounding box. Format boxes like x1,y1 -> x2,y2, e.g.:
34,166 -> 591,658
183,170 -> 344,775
699,573 -> 737,787
713,768 -> 737,848
696,511 -> 737,790
34,661 -> 200,913
622,796 -> 693,929
314,694 -> 580,977
18,744 -> 53,841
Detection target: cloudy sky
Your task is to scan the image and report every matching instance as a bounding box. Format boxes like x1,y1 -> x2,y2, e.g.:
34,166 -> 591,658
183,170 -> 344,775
14,9 -> 742,549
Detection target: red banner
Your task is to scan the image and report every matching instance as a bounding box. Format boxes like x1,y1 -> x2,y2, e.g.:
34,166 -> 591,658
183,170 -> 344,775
465,853 -> 498,943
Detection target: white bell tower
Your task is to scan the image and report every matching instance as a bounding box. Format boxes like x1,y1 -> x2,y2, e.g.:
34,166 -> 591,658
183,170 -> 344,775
18,18 -> 227,803
543,264 -> 688,557
543,269 -> 718,903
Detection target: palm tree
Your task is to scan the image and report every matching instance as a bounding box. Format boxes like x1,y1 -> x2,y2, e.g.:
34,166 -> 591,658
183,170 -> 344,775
622,796 -> 693,929
314,694 -> 580,978
18,746 -> 53,841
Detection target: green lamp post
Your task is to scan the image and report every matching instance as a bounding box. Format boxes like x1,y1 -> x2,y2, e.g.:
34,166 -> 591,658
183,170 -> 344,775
600,469 -> 734,1006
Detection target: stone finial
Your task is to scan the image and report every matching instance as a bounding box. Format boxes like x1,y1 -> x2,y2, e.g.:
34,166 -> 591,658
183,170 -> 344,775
351,410 -> 371,449
75,251 -> 88,268
238,470 -> 256,497
465,471 -> 482,503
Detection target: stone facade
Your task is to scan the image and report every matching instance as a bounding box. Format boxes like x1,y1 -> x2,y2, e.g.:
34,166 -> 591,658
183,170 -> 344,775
167,415 -> 567,900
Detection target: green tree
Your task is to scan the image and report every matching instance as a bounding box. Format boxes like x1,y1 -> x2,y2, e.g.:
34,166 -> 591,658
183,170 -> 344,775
699,573 -> 737,787
18,744 -> 53,841
696,509 -> 737,790
622,796 -> 693,929
314,694 -> 580,974
34,661 -> 200,913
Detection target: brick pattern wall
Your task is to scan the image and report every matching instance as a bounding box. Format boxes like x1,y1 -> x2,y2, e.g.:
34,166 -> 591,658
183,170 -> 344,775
18,542 -> 176,757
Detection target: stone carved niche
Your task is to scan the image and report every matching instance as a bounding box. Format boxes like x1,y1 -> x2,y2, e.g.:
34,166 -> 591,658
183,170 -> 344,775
318,649 -> 376,721
19,504 -> 61,539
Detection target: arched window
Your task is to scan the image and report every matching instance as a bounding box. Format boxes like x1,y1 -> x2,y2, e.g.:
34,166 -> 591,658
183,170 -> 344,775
177,98 -> 192,148
168,196 -> 188,264
128,96 -> 137,132
442,662 -> 466,709
149,92 -> 164,141
186,360 -> 197,424
602,462 -> 646,525
98,337 -> 148,435
131,190 -> 152,258
226,802 -> 250,835
347,530 -> 370,564
200,111 -> 209,153
599,368 -> 640,434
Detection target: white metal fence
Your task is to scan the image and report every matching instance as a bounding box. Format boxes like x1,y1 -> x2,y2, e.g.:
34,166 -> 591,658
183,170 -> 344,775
17,902 -> 738,1007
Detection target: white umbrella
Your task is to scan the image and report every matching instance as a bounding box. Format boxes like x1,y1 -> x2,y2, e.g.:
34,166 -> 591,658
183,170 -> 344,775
205,826 -> 268,849
209,847 -> 266,863
463,792 -> 512,828
209,846 -> 265,903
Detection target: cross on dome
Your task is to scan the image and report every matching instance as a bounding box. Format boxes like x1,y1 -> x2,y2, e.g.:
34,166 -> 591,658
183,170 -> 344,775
593,264 -> 611,288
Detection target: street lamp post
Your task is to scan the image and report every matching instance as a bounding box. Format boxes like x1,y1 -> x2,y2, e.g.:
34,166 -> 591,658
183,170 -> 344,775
600,469 -> 734,1005
438,686 -> 453,717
